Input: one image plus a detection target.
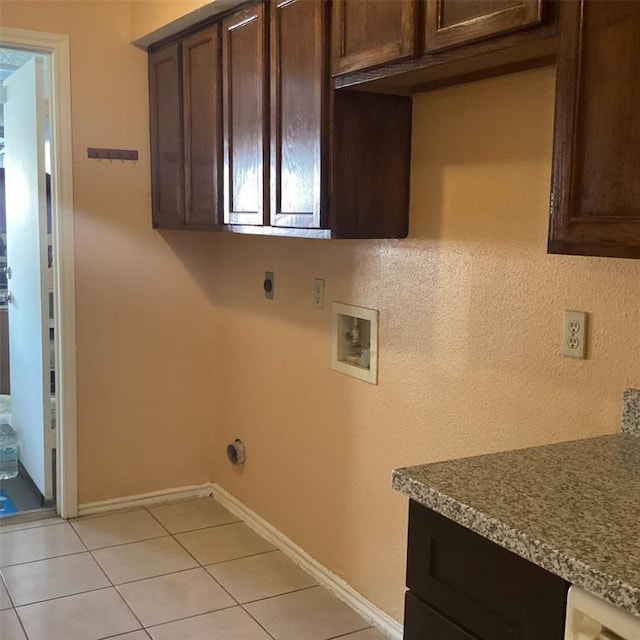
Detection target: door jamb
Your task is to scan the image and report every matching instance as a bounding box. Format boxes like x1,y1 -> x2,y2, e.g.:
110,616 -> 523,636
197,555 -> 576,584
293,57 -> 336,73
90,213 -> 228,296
0,27 -> 78,518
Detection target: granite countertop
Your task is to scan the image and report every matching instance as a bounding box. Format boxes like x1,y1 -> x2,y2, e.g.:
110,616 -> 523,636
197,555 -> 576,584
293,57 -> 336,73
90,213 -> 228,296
392,389 -> 640,618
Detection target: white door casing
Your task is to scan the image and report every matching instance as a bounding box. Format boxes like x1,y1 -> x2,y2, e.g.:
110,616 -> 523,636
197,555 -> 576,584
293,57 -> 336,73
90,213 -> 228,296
4,56 -> 53,500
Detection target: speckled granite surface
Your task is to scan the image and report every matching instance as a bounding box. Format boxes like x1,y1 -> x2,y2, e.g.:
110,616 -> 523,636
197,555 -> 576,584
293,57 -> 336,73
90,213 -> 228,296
622,389 -> 640,435
393,433 -> 640,618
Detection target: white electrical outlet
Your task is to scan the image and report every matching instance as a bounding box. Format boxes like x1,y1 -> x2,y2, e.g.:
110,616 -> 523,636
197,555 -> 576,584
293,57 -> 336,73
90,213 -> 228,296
313,278 -> 325,309
563,310 -> 587,359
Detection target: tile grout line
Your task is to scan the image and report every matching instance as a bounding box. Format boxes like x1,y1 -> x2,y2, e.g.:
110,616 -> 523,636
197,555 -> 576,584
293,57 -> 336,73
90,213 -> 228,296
1,548 -> 92,571
0,521 -> 88,570
239,583 -> 320,606
12,585 -> 116,610
0,569 -> 31,640
84,538 -> 149,635
143,505 -> 280,639
325,626 -> 376,640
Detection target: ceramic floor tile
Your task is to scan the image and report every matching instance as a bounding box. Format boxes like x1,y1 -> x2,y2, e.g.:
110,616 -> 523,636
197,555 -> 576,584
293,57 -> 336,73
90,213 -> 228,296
0,576 -> 12,609
93,536 -> 198,584
206,550 -> 317,603
176,522 -> 275,565
0,608 -> 26,640
110,632 -> 152,639
118,567 -> 235,626
1,552 -> 110,606
71,510 -> 168,550
244,586 -> 369,640
0,523 -> 85,567
337,629 -> 387,640
148,498 -> 240,534
0,517 -> 64,534
147,606 -> 273,640
16,587 -> 141,640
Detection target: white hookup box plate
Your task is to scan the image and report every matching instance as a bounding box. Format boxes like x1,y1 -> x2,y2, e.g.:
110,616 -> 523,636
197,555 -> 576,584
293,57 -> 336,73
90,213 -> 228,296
331,302 -> 379,384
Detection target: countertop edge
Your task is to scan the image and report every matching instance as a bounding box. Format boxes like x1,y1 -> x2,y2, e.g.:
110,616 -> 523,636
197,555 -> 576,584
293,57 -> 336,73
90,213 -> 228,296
391,468 -> 640,617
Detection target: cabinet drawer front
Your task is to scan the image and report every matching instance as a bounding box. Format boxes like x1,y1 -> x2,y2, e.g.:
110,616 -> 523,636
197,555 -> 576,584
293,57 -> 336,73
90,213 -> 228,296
331,0 -> 418,75
425,0 -> 544,52
407,500 -> 568,640
404,592 -> 478,640
222,3 -> 267,226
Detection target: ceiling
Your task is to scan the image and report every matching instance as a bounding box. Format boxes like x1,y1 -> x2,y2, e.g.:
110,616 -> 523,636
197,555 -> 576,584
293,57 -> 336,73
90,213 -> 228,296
0,48 -> 36,82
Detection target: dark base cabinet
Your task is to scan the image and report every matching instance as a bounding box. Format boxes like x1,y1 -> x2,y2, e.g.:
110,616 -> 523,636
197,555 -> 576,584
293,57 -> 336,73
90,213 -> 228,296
405,593 -> 478,640
404,500 -> 569,640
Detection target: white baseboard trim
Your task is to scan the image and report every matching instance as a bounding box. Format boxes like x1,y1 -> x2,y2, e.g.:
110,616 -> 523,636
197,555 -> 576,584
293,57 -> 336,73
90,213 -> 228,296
210,483 -> 403,640
77,483 -> 214,517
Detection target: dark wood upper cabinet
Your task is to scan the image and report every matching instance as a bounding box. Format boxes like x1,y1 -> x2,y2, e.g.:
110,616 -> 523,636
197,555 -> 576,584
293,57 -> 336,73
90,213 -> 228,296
549,0 -> 640,259
425,0 -> 544,52
182,25 -> 222,226
270,0 -> 326,229
149,29 -> 221,229
331,0 -> 418,75
149,43 -> 184,227
269,0 -> 412,238
222,3 -> 268,226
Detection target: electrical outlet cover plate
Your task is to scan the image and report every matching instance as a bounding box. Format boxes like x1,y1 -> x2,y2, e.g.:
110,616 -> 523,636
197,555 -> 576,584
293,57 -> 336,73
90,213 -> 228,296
313,278 -> 325,309
563,310 -> 587,359
264,272 -> 274,300
331,302 -> 379,384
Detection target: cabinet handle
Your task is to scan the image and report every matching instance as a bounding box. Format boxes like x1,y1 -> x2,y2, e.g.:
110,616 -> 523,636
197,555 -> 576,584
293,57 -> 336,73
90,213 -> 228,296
1,292 -> 12,305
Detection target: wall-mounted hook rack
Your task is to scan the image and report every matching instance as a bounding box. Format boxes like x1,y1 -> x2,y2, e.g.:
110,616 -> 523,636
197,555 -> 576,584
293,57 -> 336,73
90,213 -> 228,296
87,147 -> 138,161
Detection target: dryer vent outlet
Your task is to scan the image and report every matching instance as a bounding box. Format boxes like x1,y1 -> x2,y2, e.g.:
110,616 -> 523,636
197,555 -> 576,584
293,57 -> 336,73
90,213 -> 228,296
227,439 -> 246,466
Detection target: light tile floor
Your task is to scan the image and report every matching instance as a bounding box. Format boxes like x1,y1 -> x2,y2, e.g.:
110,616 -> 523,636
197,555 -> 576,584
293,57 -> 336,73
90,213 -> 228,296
0,497 -> 388,640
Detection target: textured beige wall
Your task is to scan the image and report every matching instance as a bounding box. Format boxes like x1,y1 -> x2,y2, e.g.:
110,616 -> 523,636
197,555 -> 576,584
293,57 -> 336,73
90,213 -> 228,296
2,1 -> 218,503
5,1 -> 640,623
207,68 -> 640,621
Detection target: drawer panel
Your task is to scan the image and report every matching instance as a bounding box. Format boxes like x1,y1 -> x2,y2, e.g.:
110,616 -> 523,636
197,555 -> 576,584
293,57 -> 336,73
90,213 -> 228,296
404,592 -> 478,640
406,500 -> 568,640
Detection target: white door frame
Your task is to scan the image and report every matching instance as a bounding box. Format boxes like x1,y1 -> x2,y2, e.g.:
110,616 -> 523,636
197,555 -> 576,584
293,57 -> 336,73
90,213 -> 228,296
0,27 -> 77,518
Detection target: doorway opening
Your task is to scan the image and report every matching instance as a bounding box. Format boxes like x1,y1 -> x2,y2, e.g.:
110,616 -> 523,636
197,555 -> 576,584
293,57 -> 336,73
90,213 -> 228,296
0,47 -> 56,518
0,28 -> 77,522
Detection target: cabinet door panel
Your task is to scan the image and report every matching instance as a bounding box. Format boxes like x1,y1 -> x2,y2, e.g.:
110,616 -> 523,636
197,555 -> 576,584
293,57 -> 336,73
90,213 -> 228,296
222,4 -> 267,225
549,0 -> 640,258
425,0 -> 544,52
183,26 -> 222,226
332,0 -> 417,75
149,43 -> 184,227
271,0 -> 326,228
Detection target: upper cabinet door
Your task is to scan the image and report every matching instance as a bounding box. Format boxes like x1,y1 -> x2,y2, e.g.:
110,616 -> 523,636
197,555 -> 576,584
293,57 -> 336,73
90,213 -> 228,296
222,3 -> 268,226
549,0 -> 640,258
182,25 -> 222,226
425,0 -> 544,52
271,0 -> 326,229
149,43 -> 184,227
331,0 -> 418,75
